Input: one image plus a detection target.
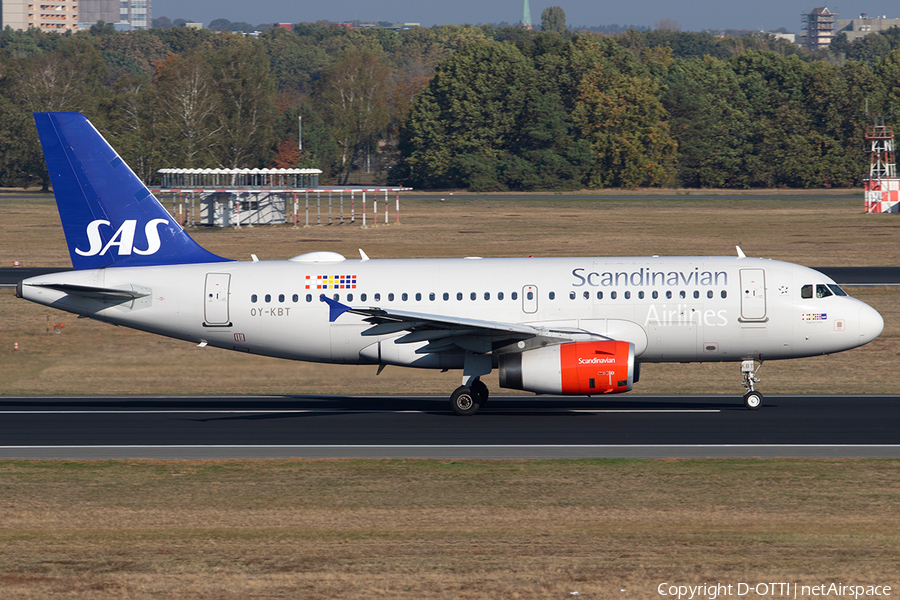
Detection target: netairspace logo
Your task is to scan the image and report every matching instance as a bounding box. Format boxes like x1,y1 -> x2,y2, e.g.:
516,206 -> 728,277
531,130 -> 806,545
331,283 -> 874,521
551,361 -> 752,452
657,582 -> 892,599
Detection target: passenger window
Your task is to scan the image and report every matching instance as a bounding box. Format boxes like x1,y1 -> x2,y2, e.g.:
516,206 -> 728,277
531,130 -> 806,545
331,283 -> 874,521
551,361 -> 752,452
801,285 -> 813,299
611,291 -> 617,300
624,291 -> 631,299
596,291 -> 603,300
251,294 -> 257,303
278,294 -> 285,303
265,294 -> 271,303
443,292 -> 449,301
584,291 -> 590,300
721,290 -> 727,299
816,284 -> 832,298
527,291 -> 534,300
292,294 -> 299,302
666,291 -> 673,299
389,293 -> 395,301
638,291 -> 644,299
401,293 -> 408,301
484,292 -> 490,300
652,291 -> 658,299
333,293 -> 339,300
470,292 -> 476,301
457,292 -> 463,301
306,294 -> 312,302
512,292 -> 518,300
361,293 -> 367,302
693,290 -> 699,299
498,292 -> 504,300
707,290 -> 713,299
374,293 -> 381,302
347,294 -> 353,302
679,290 -> 686,299
415,293 -> 422,301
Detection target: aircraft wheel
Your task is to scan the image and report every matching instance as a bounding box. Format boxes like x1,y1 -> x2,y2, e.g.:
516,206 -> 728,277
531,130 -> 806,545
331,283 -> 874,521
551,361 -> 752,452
743,391 -> 763,411
450,386 -> 480,416
470,379 -> 489,407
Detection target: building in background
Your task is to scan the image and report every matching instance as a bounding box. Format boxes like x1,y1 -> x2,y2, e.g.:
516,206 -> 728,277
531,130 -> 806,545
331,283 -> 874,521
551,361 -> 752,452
1,0 -> 79,31
79,0 -> 118,28
835,13 -> 900,42
116,0 -> 150,30
800,7 -> 837,51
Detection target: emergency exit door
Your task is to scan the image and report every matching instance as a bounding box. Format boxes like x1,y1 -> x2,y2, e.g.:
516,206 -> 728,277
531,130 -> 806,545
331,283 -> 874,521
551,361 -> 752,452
204,273 -> 231,326
739,269 -> 767,321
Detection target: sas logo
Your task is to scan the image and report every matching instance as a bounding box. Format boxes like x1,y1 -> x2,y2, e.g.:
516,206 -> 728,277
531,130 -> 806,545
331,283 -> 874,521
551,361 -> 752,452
76,219 -> 168,257
802,313 -> 827,321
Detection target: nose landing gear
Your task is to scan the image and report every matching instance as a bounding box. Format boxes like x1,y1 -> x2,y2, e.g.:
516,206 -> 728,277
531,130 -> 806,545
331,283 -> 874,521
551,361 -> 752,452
741,359 -> 763,410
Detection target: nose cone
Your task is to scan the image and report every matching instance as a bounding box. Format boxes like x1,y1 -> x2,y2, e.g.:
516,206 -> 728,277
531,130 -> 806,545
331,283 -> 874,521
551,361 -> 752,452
858,303 -> 884,346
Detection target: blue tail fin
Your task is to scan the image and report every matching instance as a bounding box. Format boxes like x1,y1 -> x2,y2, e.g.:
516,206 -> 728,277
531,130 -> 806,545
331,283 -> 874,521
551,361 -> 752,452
34,112 -> 230,270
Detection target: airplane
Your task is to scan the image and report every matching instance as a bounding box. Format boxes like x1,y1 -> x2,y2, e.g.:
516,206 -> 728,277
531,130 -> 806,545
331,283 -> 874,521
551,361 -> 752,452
17,112 -> 884,415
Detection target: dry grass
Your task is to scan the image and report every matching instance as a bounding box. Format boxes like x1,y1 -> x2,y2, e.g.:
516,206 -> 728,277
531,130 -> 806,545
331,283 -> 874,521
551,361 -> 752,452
1,191 -> 898,395
0,459 -> 899,599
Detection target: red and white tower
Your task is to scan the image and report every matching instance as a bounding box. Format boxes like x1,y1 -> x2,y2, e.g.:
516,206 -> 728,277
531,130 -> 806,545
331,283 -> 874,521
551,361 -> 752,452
864,115 -> 899,213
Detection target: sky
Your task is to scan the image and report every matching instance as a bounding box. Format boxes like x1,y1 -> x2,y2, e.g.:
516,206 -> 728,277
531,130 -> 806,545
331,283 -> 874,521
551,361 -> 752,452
150,0 -> 899,33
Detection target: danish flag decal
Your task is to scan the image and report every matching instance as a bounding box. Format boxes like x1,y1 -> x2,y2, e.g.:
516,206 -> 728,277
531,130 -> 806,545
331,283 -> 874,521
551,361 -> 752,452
33,112 -> 231,270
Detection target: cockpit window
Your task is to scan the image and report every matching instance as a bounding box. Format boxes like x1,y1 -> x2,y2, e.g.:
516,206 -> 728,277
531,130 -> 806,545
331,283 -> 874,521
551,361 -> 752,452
827,284 -> 848,297
801,285 -> 813,299
815,284 -> 833,298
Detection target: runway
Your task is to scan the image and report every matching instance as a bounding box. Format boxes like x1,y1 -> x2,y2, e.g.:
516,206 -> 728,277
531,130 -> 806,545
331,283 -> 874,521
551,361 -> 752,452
1,394 -> 898,459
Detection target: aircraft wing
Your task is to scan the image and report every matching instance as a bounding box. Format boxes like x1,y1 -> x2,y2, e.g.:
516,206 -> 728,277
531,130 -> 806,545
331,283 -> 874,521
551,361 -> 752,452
322,295 -> 605,354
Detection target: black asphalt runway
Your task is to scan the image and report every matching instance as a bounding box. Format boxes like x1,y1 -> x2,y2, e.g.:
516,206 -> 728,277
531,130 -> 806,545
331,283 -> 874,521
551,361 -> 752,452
1,394 -> 898,459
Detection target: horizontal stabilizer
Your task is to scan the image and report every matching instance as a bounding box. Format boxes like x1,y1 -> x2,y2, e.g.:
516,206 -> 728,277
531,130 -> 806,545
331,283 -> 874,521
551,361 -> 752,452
28,282 -> 151,300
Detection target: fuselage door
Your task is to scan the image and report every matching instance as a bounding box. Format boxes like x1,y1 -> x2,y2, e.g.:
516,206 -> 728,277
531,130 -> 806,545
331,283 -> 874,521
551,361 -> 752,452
740,268 -> 767,321
523,285 -> 538,314
204,273 -> 232,326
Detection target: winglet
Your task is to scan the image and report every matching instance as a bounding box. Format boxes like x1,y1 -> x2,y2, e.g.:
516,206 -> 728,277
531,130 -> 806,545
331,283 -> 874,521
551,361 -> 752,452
359,249 -> 370,261
736,246 -> 746,258
320,294 -> 352,322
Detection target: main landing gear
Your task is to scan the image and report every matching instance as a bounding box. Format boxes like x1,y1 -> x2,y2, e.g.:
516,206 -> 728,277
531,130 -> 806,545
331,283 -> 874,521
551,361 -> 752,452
450,378 -> 489,416
741,359 -> 763,411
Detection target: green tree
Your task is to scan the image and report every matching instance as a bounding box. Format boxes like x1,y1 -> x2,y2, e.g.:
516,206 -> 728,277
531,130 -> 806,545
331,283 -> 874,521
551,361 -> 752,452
314,47 -> 391,184
203,34 -> 277,168
154,53 -> 222,167
397,40 -> 533,189
541,7 -> 567,33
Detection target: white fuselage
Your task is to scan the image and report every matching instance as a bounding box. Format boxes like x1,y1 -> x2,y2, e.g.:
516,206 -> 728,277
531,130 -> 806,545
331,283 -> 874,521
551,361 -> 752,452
20,255 -> 883,369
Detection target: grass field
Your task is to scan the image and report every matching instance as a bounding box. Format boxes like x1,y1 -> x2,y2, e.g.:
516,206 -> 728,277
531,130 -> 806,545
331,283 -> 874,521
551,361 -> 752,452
1,190 -> 899,598
0,459 -> 898,599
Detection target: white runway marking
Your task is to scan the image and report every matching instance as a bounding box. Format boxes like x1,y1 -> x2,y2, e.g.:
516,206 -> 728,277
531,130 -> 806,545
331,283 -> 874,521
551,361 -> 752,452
0,444 -> 898,449
0,409 -> 720,414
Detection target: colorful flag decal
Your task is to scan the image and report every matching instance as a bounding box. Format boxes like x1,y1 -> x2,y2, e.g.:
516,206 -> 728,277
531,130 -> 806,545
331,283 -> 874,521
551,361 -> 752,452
305,275 -> 357,290
801,313 -> 827,321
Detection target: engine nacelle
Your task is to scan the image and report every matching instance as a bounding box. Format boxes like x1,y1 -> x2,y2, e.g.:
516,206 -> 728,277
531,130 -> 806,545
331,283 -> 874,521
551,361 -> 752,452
499,340 -> 635,395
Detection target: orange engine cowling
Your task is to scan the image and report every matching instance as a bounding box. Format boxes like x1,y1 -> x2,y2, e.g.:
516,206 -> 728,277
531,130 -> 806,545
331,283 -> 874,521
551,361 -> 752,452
499,340 -> 636,395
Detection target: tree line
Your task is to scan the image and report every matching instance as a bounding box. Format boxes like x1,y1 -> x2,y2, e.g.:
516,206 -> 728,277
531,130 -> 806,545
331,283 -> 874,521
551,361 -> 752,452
1,22 -> 899,191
